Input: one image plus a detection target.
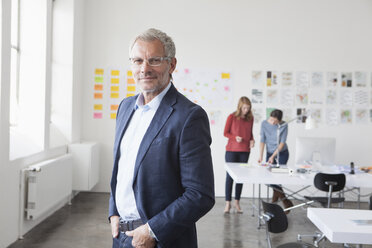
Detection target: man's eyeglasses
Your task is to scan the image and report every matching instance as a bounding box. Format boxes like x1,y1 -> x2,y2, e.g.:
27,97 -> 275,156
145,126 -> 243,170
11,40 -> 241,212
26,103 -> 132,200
129,57 -> 171,67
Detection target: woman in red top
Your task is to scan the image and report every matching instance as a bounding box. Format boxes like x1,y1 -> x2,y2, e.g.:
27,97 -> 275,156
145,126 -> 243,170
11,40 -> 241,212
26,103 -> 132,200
223,96 -> 255,213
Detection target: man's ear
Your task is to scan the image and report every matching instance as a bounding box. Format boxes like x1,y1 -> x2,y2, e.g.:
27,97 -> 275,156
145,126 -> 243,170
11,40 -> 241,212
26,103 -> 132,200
169,57 -> 177,74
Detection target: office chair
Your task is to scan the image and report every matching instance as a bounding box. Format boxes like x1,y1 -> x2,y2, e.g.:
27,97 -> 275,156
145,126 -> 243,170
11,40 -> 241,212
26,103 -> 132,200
297,173 -> 346,247
304,172 -> 346,208
261,200 -> 314,248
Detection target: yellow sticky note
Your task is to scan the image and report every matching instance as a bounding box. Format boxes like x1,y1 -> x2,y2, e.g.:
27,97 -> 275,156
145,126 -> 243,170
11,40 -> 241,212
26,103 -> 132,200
111,78 -> 119,84
94,76 -> 104,83
127,70 -> 133,77
94,84 -> 103,91
94,104 -> 103,110
111,93 -> 119,98
127,86 -> 136,92
111,104 -> 119,111
127,78 -> 135,84
111,86 -> 119,92
95,68 -> 104,75
110,113 -> 117,119
111,70 -> 120,76
94,93 -> 103,99
126,93 -> 135,97
221,73 -> 230,79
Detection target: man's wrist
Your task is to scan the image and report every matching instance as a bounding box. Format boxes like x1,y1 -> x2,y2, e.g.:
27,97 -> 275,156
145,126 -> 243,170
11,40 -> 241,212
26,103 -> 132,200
147,223 -> 157,240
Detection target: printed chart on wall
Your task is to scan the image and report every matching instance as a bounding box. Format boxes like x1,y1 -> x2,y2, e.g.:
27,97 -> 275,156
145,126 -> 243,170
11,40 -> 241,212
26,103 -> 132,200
92,67 -> 139,120
250,70 -> 372,126
173,68 -> 234,109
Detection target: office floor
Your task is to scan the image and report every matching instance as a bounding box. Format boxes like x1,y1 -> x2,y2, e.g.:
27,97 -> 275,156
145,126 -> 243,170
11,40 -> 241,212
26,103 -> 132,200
9,192 -> 372,248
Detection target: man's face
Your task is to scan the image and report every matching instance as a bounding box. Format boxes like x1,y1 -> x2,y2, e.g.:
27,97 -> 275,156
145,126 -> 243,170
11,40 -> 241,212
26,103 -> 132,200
130,39 -> 176,95
268,116 -> 279,125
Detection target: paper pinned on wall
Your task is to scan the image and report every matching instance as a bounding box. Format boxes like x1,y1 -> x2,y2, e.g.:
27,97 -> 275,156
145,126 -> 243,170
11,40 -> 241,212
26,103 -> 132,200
127,70 -> 133,77
111,78 -> 119,84
221,73 -> 230,79
354,90 -> 368,106
111,70 -> 120,76
309,88 -> 324,105
95,68 -> 104,75
341,72 -> 352,87
340,109 -> 352,124
252,108 -> 264,124
111,104 -> 119,111
355,109 -> 368,124
126,93 -> 135,97
340,90 -> 353,106
252,71 -> 264,87
355,71 -> 367,87
93,112 -> 103,119
110,113 -> 117,119
127,86 -> 136,92
266,89 -> 279,104
252,89 -> 263,104
94,104 -> 103,110
94,84 -> 103,91
326,108 -> 338,126
94,76 -> 104,83
281,89 -> 294,106
311,72 -> 323,88
127,78 -> 135,84
296,88 -> 308,105
326,89 -> 337,105
326,72 -> 338,87
111,86 -> 119,92
111,93 -> 119,98
296,71 -> 310,88
94,93 -> 103,99
282,72 -> 293,87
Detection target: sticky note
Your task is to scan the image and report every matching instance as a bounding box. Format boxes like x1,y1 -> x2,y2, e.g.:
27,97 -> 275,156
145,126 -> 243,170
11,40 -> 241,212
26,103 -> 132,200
221,73 -> 230,79
111,78 -> 119,84
111,70 -> 120,76
111,104 -> 119,111
111,93 -> 119,98
93,112 -> 102,119
110,113 -> 117,119
127,86 -> 136,92
127,78 -> 135,84
94,84 -> 103,91
94,104 -> 103,110
126,93 -> 135,97
94,76 -> 104,83
94,93 -> 103,99
95,68 -> 104,75
127,70 -> 133,77
111,86 -> 119,92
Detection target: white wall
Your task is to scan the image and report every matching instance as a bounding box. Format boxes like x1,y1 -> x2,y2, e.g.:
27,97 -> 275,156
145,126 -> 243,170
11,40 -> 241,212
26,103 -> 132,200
81,0 -> 372,198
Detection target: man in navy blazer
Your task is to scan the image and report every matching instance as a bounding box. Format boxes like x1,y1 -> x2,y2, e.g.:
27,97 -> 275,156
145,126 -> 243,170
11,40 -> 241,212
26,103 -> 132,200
109,28 -> 215,248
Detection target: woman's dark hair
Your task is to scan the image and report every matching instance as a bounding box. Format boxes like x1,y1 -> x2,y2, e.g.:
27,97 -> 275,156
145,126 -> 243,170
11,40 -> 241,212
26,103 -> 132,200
270,109 -> 283,121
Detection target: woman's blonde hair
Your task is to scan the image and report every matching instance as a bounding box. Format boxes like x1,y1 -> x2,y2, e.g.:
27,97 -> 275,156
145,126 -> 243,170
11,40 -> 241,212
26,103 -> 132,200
234,96 -> 253,121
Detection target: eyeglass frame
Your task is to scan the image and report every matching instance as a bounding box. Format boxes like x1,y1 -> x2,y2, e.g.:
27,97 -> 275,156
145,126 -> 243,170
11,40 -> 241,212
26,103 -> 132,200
129,56 -> 172,67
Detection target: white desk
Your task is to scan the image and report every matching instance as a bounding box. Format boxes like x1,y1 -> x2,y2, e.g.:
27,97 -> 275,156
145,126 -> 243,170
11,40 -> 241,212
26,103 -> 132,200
225,162 -> 372,188
308,208 -> 372,245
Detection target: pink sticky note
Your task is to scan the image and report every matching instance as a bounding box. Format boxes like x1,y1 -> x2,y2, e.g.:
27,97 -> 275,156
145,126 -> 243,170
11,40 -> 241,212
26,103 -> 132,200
211,120 -> 215,125
224,86 -> 230,92
184,68 -> 190,74
93,112 -> 102,119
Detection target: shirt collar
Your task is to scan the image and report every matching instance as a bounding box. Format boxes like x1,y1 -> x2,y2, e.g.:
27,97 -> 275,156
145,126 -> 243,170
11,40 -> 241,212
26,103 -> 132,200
135,82 -> 171,111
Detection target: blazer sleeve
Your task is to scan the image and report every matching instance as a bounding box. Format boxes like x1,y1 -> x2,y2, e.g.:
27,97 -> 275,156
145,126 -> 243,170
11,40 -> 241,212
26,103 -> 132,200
147,106 -> 215,246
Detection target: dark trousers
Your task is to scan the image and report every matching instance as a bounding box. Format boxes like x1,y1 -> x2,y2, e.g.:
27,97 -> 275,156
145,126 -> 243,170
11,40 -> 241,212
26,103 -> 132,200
112,232 -> 133,248
225,151 -> 250,201
267,149 -> 289,192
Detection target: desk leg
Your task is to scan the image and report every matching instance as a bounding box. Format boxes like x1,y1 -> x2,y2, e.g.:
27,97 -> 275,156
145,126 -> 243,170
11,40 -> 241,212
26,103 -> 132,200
252,184 -> 255,217
257,184 -> 262,229
357,187 -> 361,209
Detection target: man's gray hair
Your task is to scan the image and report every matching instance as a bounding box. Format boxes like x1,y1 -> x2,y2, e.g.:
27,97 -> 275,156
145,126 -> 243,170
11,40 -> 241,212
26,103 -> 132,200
130,28 -> 176,58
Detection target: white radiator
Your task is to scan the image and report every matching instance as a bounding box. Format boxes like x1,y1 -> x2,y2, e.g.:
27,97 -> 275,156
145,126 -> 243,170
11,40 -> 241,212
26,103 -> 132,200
22,154 -> 72,220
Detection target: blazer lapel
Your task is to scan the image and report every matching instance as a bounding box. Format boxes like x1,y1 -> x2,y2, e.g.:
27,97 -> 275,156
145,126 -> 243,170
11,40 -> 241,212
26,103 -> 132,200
133,85 -> 177,181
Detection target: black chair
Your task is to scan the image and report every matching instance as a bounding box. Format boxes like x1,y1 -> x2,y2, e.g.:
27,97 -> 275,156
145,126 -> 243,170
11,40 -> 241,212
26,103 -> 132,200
261,200 -> 313,248
304,172 -> 346,208
297,173 -> 346,247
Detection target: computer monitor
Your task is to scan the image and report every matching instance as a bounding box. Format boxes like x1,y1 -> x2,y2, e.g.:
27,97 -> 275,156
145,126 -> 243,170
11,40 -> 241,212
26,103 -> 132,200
295,137 -> 336,166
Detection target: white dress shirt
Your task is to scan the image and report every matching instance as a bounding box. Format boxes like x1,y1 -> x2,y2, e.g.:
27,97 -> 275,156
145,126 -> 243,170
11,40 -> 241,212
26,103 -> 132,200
116,83 -> 171,220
